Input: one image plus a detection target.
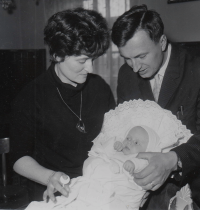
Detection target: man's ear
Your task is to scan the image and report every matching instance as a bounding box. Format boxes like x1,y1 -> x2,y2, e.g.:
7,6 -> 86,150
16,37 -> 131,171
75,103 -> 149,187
160,35 -> 167,51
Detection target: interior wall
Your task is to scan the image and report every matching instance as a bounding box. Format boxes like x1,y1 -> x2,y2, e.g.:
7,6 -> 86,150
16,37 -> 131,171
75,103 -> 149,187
130,0 -> 200,42
0,0 -> 83,50
0,0 -> 44,49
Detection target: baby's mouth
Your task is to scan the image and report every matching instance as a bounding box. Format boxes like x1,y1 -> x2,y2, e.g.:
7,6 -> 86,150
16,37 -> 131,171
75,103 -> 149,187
122,146 -> 130,153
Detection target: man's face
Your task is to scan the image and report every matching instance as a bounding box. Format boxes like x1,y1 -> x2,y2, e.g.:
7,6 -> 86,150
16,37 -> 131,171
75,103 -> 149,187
119,30 -> 167,78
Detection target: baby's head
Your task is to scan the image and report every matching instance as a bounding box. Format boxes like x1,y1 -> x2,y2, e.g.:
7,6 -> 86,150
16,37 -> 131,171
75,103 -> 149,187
122,125 -> 160,155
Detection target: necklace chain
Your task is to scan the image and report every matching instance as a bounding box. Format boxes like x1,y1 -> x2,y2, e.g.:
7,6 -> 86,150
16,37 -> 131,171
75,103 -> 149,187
56,87 -> 82,121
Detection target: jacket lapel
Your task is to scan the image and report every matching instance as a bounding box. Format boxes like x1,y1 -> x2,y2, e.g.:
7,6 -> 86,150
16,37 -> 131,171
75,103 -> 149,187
138,78 -> 155,101
158,44 -> 184,108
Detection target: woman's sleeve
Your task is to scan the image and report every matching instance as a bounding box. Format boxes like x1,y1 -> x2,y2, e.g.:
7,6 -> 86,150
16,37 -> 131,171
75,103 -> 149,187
9,90 -> 36,168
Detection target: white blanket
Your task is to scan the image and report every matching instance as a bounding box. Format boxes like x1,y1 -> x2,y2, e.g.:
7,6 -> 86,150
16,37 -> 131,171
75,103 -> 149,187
26,100 -> 193,210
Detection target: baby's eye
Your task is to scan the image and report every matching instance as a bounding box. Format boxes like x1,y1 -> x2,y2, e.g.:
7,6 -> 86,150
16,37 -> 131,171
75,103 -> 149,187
134,140 -> 138,145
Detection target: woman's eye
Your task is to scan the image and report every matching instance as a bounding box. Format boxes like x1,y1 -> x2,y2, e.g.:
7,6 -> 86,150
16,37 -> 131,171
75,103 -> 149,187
79,60 -> 86,64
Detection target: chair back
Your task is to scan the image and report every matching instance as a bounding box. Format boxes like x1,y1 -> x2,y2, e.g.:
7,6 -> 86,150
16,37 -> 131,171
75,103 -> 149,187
0,137 -> 9,154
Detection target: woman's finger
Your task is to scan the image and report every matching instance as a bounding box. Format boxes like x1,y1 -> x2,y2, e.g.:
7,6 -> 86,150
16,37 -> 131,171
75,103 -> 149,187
56,183 -> 69,197
48,186 -> 57,203
43,190 -> 48,201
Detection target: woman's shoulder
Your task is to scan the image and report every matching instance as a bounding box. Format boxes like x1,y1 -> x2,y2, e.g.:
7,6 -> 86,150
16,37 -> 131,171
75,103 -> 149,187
12,70 -> 52,105
87,73 -> 109,88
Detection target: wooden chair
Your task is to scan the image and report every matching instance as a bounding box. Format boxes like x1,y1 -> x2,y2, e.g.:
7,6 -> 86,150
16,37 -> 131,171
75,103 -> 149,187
0,137 -> 29,209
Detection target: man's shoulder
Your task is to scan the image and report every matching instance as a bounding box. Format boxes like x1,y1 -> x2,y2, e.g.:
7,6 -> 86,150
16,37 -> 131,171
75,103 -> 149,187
171,43 -> 200,63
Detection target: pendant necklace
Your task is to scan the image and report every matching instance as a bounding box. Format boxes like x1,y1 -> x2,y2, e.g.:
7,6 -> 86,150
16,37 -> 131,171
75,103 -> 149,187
56,87 -> 86,133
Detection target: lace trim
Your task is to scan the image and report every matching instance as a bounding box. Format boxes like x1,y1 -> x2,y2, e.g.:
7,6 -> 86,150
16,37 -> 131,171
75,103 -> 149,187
93,100 -> 192,153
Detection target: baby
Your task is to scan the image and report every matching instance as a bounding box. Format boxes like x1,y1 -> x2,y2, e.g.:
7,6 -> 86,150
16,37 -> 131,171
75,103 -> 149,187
113,125 -> 160,176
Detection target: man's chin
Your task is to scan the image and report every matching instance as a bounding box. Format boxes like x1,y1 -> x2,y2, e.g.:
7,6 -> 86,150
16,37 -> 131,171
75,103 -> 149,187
139,73 -> 151,79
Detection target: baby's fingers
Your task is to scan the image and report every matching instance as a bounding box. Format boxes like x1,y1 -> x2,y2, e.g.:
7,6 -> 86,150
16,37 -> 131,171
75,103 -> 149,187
114,141 -> 123,151
123,162 -> 130,172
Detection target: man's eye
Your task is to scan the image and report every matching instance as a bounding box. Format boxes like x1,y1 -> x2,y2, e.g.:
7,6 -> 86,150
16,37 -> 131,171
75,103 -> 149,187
140,55 -> 146,59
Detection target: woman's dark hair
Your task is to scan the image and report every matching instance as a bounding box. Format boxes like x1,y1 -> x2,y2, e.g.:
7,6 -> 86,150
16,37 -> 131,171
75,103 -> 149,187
44,8 -> 110,62
111,4 -> 164,47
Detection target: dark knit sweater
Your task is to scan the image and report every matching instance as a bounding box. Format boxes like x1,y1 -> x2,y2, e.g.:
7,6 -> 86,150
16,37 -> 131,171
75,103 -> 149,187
10,64 -> 115,201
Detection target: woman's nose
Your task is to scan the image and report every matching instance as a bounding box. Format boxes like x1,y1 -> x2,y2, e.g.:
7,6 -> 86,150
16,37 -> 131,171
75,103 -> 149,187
85,59 -> 93,73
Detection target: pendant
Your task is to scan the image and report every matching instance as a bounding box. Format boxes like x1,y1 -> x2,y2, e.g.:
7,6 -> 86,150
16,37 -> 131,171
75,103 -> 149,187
76,120 -> 86,133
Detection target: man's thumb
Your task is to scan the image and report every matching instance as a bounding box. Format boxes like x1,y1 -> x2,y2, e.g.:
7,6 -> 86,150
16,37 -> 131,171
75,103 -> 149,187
136,152 -> 152,160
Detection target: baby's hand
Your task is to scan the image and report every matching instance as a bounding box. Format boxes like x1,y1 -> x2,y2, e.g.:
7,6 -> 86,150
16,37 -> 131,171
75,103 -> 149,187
123,160 -> 135,176
114,141 -> 124,151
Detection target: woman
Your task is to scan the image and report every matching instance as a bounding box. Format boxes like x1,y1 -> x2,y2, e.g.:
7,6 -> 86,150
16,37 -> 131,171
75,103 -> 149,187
10,7 -> 115,203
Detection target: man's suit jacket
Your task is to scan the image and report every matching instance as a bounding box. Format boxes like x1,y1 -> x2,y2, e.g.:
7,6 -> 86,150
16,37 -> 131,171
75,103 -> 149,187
117,43 -> 200,205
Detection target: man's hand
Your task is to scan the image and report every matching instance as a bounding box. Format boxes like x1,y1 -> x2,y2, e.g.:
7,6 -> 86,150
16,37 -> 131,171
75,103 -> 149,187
43,172 -> 70,203
114,141 -> 124,151
133,151 -> 178,191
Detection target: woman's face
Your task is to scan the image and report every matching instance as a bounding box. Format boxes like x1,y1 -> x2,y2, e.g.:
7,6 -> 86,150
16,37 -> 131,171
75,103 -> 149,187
55,55 -> 93,85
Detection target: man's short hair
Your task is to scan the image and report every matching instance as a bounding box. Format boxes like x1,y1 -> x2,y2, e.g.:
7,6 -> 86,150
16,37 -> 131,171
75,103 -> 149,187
112,4 -> 164,47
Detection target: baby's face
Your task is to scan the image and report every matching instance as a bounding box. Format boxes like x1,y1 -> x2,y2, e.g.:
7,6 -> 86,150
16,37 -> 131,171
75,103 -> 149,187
122,126 -> 149,155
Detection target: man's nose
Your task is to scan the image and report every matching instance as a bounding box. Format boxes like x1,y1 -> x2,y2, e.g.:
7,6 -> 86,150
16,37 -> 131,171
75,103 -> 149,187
85,59 -> 93,73
131,59 -> 141,73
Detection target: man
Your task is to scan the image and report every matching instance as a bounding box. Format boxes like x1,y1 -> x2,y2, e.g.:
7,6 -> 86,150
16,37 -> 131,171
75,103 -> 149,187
112,4 -> 200,210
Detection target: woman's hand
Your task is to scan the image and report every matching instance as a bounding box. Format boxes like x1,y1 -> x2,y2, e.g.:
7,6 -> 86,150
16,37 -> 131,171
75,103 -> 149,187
43,172 -> 70,203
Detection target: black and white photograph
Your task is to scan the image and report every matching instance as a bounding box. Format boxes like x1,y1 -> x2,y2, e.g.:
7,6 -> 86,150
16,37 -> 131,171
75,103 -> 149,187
1,0 -> 200,210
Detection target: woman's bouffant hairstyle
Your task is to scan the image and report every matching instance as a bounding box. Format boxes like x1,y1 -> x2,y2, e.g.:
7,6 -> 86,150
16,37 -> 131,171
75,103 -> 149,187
112,4 -> 164,47
44,8 -> 110,62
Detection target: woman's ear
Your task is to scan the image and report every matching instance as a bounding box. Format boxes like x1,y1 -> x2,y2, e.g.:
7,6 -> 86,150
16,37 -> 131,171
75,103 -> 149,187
160,35 -> 167,51
53,54 -> 62,62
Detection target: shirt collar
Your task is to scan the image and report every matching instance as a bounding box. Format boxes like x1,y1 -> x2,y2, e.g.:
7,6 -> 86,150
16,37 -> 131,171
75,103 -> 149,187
157,43 -> 172,78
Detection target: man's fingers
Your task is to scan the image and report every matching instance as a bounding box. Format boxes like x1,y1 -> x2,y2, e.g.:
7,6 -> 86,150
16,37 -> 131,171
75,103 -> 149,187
134,163 -> 156,179
136,152 -> 155,160
151,183 -> 162,191
140,191 -> 150,207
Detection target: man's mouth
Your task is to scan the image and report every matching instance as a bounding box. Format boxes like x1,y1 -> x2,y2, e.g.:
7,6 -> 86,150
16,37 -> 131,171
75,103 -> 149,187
139,68 -> 147,75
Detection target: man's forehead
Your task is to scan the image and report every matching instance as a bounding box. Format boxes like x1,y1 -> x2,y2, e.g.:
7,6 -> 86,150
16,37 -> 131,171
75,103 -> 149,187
118,30 -> 155,58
